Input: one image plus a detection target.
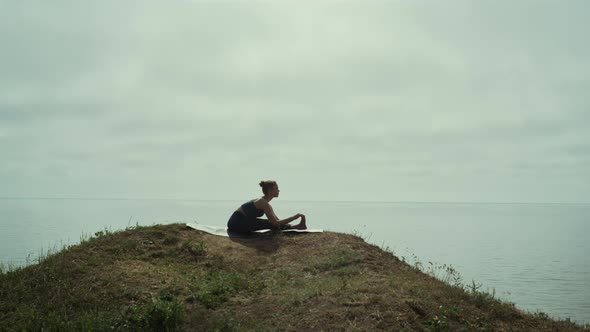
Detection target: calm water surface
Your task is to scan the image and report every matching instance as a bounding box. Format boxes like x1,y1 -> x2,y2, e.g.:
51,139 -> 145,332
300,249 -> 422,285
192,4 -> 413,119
1,198 -> 588,324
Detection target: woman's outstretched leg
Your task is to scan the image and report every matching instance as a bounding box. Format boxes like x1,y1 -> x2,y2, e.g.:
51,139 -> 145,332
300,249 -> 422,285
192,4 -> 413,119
252,217 -> 307,232
253,218 -> 298,231
252,218 -> 275,231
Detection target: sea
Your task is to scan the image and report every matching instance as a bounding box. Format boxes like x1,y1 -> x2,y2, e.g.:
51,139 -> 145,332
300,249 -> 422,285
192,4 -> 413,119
1,198 -> 588,325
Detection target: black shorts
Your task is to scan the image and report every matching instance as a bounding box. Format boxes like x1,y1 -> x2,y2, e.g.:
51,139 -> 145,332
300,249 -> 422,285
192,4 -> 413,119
226,211 -> 274,234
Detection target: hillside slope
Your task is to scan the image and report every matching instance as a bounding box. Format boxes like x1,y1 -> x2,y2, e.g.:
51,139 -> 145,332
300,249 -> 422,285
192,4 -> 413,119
1,223 -> 587,331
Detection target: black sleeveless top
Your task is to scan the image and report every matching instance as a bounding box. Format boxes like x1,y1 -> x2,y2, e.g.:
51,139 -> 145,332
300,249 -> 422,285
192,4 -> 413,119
241,200 -> 264,218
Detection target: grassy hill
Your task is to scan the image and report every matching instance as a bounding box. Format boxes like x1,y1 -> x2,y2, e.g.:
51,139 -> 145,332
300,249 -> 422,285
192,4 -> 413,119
1,223 -> 587,331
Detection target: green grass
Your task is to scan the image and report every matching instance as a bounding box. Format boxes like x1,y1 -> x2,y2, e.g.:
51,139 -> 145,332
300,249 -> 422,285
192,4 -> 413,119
188,269 -> 265,309
180,239 -> 208,258
125,296 -> 184,331
308,246 -> 363,272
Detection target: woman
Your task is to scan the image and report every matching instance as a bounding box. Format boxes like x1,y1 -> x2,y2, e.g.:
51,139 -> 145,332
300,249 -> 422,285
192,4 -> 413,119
227,180 -> 307,234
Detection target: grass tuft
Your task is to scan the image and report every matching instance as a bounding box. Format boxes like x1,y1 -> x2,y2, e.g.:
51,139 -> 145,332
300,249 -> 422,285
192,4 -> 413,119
188,269 -> 264,309
308,246 -> 363,273
180,239 -> 208,258
125,296 -> 184,331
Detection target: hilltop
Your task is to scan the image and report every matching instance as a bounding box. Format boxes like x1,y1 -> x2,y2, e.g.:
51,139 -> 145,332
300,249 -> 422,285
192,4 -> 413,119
1,223 -> 587,331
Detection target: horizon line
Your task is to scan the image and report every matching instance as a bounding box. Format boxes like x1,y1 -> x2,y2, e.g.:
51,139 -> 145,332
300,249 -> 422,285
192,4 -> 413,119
0,196 -> 588,205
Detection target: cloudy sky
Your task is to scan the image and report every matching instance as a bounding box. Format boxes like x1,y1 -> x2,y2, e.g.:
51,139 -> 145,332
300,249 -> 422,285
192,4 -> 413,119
1,1 -> 588,203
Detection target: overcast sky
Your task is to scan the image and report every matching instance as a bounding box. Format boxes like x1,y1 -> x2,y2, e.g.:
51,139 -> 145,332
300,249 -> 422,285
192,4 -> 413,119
1,1 -> 588,203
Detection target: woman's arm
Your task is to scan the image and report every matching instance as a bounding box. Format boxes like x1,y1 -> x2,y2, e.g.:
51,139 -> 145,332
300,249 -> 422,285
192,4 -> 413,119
261,202 -> 300,228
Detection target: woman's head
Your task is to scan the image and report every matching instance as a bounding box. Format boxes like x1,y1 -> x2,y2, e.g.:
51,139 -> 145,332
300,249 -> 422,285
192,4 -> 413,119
259,180 -> 278,196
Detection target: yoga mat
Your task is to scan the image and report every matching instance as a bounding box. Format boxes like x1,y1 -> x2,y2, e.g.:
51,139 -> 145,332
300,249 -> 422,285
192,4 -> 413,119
186,223 -> 323,238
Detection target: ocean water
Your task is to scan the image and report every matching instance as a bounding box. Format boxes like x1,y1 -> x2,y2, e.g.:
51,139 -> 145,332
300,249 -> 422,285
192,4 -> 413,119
1,198 -> 588,324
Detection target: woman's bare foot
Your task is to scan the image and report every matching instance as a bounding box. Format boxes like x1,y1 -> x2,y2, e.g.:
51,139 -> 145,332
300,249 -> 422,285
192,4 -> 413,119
293,216 -> 307,230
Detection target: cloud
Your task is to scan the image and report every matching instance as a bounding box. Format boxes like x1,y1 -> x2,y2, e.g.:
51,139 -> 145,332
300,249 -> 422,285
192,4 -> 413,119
1,1 -> 588,202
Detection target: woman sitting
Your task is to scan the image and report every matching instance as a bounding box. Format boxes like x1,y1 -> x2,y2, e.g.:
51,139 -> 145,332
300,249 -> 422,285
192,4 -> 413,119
227,180 -> 307,234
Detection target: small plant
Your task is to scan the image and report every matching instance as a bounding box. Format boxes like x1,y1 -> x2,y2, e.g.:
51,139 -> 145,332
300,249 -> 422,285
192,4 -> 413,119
467,279 -> 496,307
94,226 -> 114,238
427,305 -> 462,331
349,229 -> 372,242
533,311 -> 550,320
79,226 -> 115,244
181,240 -> 207,257
428,313 -> 450,332
158,284 -> 182,302
380,243 -> 395,255
400,250 -> 424,272
126,296 -> 184,331
426,262 -> 463,287
440,305 -> 462,321
0,262 -> 13,275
